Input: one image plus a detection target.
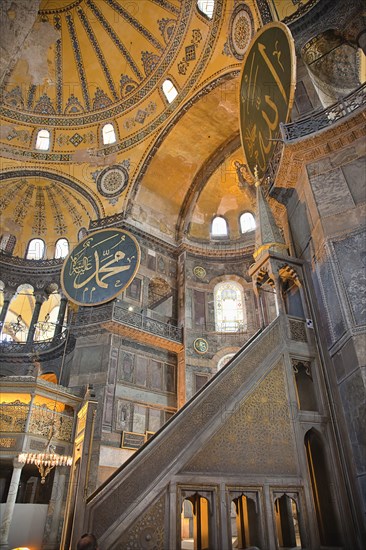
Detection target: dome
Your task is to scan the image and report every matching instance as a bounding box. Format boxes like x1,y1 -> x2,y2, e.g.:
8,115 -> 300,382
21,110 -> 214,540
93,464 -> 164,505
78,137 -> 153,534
1,0 -> 183,120
0,0 -> 260,250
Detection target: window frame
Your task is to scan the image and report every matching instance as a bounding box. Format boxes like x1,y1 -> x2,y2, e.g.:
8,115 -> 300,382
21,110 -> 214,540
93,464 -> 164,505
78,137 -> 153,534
35,129 -> 51,151
239,211 -> 256,234
101,122 -> 117,145
25,238 -> 46,260
214,280 -> 247,332
162,78 -> 178,103
0,234 -> 16,255
196,0 -> 215,19
54,238 -> 69,259
211,215 -> 229,238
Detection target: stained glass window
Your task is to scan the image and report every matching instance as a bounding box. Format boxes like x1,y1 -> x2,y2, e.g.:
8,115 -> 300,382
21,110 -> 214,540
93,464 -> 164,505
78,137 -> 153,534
214,281 -> 246,332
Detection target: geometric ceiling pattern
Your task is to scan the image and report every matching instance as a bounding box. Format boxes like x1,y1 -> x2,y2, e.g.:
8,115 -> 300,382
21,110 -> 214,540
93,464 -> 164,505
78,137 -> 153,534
0,173 -> 96,247
1,0 -> 181,118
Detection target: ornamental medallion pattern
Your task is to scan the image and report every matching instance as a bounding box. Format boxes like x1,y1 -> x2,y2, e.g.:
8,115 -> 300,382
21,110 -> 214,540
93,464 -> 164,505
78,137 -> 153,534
93,159 -> 130,199
228,3 -> 254,60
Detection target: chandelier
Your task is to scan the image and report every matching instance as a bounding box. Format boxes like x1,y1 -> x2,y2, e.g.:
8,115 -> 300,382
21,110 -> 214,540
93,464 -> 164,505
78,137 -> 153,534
18,447 -> 72,484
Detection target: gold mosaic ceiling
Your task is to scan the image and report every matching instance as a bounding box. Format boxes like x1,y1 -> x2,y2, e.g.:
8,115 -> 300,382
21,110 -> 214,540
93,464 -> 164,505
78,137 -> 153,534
0,0 -> 287,252
0,173 -> 98,247
2,0 -> 182,118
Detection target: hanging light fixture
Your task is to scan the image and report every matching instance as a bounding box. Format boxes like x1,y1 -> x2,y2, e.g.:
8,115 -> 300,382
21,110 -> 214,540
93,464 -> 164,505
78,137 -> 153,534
18,401 -> 73,483
18,447 -> 72,484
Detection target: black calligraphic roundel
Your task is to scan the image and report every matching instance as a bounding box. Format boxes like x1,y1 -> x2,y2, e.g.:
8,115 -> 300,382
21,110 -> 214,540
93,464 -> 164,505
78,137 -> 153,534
239,22 -> 296,181
61,228 -> 140,306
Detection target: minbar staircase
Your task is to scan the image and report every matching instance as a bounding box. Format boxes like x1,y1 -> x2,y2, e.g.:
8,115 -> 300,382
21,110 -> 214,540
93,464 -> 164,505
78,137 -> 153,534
72,315 -> 316,549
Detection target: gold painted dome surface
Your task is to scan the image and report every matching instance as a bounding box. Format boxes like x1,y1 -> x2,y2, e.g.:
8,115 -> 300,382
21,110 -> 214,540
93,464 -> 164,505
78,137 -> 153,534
0,172 -> 99,255
1,0 -> 182,121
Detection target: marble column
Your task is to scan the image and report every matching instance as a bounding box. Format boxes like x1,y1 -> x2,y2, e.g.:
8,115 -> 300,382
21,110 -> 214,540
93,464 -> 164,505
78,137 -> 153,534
26,293 -> 46,344
43,466 -> 68,550
53,294 -> 68,339
0,290 -> 15,332
0,458 -> 24,550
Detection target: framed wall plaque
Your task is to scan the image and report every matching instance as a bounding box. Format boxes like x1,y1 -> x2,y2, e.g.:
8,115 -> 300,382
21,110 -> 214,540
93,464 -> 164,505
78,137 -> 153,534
121,431 -> 146,450
61,228 -> 140,306
193,338 -> 209,354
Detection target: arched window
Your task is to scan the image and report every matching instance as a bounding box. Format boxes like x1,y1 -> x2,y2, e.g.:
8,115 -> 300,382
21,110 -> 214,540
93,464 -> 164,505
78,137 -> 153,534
55,238 -> 69,259
0,234 -> 16,255
78,227 -> 87,241
26,238 -> 45,260
240,212 -> 256,233
274,494 -> 303,548
197,0 -> 214,18
35,129 -> 50,151
231,493 -> 261,548
181,493 -> 212,549
214,281 -> 246,332
211,216 -> 228,237
162,79 -> 178,103
102,123 -> 116,145
217,353 -> 235,370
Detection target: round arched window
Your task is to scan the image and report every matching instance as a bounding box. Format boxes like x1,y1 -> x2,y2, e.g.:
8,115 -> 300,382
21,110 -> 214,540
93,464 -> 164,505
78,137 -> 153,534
240,212 -> 256,233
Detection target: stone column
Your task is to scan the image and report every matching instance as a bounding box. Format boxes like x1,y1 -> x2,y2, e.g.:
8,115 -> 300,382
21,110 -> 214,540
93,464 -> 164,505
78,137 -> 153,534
0,290 -> 15,331
43,466 -> 68,550
53,294 -> 68,339
26,292 -> 46,344
0,458 -> 24,550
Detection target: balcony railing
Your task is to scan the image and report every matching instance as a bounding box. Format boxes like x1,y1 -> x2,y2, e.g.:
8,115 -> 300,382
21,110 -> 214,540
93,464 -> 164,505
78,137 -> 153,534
281,83 -> 366,142
74,302 -> 183,343
0,323 -> 67,354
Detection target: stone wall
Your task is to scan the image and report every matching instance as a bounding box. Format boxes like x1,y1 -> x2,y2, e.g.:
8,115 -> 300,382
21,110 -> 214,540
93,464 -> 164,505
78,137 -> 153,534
287,141 -> 366,518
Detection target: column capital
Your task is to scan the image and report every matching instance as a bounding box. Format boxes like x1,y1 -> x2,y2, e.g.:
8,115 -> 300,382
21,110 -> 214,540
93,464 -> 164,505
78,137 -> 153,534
12,457 -> 24,469
3,289 -> 15,302
59,290 -> 68,301
34,292 -> 48,303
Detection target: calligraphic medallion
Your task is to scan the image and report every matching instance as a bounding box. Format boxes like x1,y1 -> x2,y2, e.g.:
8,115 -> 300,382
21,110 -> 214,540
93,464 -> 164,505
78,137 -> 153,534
193,266 -> 206,279
61,228 -> 140,306
193,338 -> 209,355
239,22 -> 296,181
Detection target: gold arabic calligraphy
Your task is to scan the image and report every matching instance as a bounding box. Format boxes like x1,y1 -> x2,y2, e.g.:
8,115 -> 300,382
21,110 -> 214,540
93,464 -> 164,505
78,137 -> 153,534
69,234 -> 134,291
241,28 -> 292,178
